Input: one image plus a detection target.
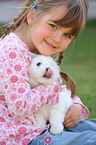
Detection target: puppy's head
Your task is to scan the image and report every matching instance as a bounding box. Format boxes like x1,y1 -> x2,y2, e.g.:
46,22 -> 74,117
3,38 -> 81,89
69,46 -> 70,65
29,55 -> 60,87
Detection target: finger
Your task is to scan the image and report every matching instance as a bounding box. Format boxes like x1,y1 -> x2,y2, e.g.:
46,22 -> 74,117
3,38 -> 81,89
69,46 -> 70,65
64,116 -> 78,127
64,119 -> 71,126
64,112 -> 73,123
64,122 -> 74,128
64,112 -> 71,122
64,120 -> 77,128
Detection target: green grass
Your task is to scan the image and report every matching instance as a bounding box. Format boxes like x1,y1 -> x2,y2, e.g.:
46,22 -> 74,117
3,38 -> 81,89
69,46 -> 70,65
60,19 -> 96,119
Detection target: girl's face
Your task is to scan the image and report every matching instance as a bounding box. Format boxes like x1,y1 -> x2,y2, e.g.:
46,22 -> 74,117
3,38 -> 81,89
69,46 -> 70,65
27,7 -> 73,56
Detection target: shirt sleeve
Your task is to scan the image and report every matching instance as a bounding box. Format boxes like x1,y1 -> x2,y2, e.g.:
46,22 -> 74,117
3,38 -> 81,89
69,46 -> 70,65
59,76 -> 90,120
72,96 -> 90,120
0,42 -> 59,119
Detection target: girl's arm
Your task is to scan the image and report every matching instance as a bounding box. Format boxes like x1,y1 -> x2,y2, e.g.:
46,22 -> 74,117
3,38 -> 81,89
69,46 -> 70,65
0,42 -> 59,119
61,85 -> 90,120
59,77 -> 90,127
59,76 -> 90,119
72,95 -> 90,120
64,103 -> 82,128
62,86 -> 89,128
64,97 -> 90,128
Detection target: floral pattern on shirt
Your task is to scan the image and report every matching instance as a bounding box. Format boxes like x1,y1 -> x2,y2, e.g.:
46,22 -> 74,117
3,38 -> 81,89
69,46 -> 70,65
0,33 -> 89,145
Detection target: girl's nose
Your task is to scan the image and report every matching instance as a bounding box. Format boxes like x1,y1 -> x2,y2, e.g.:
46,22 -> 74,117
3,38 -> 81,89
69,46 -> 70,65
52,31 -> 62,43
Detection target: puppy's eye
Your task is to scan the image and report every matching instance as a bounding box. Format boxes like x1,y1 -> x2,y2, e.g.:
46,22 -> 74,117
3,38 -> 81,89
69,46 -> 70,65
37,62 -> 41,66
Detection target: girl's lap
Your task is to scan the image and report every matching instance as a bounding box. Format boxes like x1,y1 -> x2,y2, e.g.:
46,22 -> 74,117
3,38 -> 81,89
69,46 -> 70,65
66,119 -> 96,132
28,119 -> 96,145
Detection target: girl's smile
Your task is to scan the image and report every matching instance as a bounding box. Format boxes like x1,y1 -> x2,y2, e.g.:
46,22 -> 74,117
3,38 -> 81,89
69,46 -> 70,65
44,39 -> 58,49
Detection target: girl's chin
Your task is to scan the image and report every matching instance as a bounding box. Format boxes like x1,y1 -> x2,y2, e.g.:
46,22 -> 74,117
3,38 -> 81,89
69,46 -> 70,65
38,51 -> 52,56
36,45 -> 56,56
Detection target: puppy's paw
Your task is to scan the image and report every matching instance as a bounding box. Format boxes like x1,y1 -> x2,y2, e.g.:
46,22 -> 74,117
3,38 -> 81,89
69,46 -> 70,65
50,124 -> 63,135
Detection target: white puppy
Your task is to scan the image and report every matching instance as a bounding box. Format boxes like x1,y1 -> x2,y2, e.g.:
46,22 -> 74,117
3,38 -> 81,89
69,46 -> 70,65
29,55 -> 74,134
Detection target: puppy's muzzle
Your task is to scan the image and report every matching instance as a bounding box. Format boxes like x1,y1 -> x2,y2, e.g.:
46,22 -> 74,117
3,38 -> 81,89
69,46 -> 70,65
43,68 -> 53,78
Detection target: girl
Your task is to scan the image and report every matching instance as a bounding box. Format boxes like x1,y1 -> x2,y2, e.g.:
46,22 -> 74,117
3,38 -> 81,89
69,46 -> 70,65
0,0 -> 96,144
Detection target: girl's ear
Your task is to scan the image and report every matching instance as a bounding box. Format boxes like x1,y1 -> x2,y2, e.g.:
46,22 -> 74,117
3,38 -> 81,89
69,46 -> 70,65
27,8 -> 36,24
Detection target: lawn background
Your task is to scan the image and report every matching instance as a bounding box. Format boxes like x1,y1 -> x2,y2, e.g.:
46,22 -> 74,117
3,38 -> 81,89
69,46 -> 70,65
0,19 -> 96,119
60,19 -> 96,119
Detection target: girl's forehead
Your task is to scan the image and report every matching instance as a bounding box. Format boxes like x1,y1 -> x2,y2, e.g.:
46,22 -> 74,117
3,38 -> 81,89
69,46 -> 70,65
47,6 -> 67,21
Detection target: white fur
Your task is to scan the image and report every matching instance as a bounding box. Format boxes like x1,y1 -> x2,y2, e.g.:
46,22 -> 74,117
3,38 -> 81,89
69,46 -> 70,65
29,55 -> 73,134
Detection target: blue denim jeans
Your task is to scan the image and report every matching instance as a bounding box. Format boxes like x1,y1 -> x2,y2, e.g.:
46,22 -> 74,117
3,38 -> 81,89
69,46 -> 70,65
28,119 -> 96,145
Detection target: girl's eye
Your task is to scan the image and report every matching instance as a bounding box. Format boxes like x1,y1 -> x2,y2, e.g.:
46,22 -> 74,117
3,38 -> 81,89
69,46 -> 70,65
50,24 -> 57,29
64,33 -> 71,39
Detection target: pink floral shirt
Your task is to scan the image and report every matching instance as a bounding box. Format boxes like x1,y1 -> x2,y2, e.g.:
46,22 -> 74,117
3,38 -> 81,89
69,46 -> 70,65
0,33 -> 89,145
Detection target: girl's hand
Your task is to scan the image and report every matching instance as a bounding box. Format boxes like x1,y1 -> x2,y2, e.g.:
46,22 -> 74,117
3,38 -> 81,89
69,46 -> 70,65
64,104 -> 82,128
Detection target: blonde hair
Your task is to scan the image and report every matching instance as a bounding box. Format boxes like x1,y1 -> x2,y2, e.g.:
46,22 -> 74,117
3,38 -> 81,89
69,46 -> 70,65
2,0 -> 89,64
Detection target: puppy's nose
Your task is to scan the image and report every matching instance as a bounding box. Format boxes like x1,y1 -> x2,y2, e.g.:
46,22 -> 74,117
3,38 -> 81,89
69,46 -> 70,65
45,68 -> 53,77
